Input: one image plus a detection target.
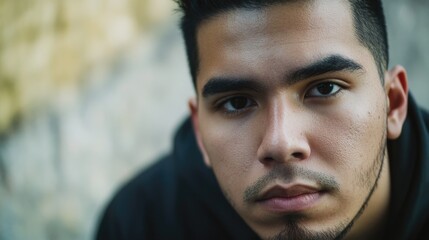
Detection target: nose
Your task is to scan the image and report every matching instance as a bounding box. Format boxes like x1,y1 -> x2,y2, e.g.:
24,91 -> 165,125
257,99 -> 311,165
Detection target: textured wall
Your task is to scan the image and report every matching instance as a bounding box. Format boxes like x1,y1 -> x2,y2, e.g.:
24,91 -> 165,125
385,0 -> 429,107
0,1 -> 428,240
0,1 -> 189,239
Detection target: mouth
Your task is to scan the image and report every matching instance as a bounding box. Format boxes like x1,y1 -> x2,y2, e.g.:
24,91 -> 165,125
256,185 -> 324,213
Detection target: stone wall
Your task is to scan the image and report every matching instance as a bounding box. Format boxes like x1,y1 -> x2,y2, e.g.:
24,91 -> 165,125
0,1 -> 428,239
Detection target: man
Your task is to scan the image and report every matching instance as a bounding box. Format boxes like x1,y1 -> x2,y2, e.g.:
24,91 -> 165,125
96,0 -> 429,239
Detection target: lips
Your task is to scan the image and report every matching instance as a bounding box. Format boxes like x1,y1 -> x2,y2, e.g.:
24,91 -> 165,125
258,185 -> 319,200
256,185 -> 323,213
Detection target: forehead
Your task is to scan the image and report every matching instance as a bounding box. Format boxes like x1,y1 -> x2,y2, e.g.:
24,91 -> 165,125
195,0 -> 370,91
198,1 -> 353,43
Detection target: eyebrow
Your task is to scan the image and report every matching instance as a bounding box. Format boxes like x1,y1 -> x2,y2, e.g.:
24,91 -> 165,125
202,77 -> 265,98
287,54 -> 364,85
201,55 -> 364,98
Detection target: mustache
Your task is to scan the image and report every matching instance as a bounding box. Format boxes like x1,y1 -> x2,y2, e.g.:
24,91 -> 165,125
243,165 -> 340,203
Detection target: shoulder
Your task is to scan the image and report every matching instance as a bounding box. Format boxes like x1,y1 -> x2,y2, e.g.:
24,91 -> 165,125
95,155 -> 177,240
114,154 -> 175,207
421,107 -> 429,130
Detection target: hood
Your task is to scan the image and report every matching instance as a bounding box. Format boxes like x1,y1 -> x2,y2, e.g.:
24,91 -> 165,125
387,95 -> 429,239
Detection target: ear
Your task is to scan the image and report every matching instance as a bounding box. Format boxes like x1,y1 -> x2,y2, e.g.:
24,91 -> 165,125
385,65 -> 409,140
188,98 -> 212,167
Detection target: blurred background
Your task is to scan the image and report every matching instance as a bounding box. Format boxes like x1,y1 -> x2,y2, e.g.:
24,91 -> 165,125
0,0 -> 428,239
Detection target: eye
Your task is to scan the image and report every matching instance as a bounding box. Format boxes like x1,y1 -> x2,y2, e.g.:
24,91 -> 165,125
306,82 -> 342,98
221,96 -> 256,113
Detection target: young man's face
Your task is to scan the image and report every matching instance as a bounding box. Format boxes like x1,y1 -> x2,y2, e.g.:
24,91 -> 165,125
190,1 -> 406,239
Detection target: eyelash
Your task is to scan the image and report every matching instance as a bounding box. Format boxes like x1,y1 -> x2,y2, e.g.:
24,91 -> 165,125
214,81 -> 345,116
305,81 -> 345,98
215,96 -> 257,116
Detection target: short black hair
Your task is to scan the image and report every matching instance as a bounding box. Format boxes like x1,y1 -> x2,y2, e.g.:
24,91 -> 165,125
176,0 -> 389,88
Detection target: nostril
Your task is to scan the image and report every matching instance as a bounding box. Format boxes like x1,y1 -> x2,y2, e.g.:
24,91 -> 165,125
292,152 -> 304,159
259,156 -> 280,165
262,157 -> 275,163
260,153 -> 305,164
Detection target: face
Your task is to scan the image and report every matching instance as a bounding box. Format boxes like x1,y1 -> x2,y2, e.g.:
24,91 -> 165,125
191,1 -> 402,239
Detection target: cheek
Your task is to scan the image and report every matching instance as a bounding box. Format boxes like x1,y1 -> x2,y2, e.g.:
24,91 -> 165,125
199,116 -> 259,195
310,93 -> 386,191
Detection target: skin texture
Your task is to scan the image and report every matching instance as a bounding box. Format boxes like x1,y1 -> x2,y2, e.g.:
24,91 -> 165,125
189,1 -> 408,239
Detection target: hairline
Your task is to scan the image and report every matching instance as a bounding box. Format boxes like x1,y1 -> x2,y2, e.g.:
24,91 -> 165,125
185,0 -> 386,90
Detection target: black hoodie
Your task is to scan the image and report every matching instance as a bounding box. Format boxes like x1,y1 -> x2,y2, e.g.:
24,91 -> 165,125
96,95 -> 429,240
